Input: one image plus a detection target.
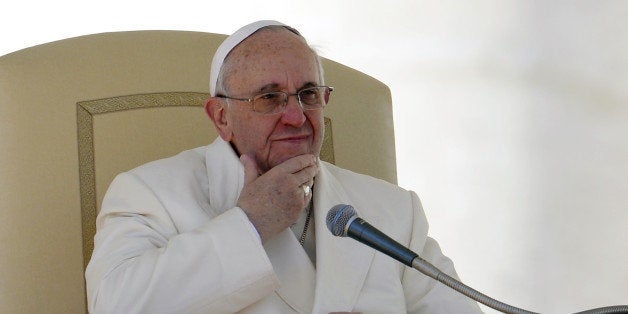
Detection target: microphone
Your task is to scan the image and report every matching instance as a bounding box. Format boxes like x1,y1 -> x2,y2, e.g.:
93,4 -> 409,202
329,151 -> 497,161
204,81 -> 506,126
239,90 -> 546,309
325,204 -> 628,314
325,204 -> 418,266
326,204 -> 537,314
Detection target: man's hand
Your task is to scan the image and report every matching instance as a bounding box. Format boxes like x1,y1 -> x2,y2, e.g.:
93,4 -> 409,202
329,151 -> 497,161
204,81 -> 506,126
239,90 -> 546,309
237,154 -> 318,242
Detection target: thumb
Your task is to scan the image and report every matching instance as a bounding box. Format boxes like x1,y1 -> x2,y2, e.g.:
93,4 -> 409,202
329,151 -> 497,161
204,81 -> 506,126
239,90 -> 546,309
240,154 -> 261,184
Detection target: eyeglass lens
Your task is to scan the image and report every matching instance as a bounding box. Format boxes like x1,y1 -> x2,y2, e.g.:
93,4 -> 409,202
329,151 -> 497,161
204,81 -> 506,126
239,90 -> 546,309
253,87 -> 329,114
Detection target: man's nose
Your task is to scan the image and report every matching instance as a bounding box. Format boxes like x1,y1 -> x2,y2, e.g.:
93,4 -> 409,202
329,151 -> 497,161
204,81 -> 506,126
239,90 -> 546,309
280,95 -> 307,126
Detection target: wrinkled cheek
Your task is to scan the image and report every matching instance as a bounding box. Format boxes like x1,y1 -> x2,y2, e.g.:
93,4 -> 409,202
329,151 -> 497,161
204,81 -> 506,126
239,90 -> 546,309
311,119 -> 325,154
231,132 -> 265,161
247,140 -> 274,172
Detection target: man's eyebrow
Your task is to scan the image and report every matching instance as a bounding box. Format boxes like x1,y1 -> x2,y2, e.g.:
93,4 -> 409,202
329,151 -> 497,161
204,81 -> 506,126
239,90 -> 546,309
258,83 -> 280,93
256,82 -> 318,93
299,82 -> 317,90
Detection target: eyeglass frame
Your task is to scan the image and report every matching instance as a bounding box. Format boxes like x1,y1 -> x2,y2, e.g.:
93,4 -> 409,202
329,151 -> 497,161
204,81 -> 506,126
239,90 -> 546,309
216,85 -> 334,115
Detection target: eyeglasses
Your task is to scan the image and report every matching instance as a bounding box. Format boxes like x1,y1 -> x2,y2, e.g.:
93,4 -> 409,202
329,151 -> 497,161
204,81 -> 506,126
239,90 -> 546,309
217,86 -> 333,115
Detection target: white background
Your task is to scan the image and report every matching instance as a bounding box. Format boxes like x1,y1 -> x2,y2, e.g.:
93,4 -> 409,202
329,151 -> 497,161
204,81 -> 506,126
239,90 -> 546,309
2,1 -> 626,313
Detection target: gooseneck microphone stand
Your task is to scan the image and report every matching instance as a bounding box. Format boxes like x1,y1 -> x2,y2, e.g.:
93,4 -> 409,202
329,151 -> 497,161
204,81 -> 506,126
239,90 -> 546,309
411,255 -> 628,314
326,204 -> 628,314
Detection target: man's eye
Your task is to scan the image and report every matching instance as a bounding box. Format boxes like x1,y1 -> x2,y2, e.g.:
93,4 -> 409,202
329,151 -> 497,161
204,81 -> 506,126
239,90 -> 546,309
300,89 -> 320,101
301,89 -> 316,96
260,93 -> 281,100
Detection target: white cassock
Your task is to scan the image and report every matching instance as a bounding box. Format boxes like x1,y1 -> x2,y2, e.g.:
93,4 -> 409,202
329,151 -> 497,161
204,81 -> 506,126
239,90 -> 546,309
86,138 -> 482,314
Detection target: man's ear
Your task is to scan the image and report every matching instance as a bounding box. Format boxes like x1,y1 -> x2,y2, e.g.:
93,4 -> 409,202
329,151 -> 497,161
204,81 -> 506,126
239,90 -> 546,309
205,98 -> 233,141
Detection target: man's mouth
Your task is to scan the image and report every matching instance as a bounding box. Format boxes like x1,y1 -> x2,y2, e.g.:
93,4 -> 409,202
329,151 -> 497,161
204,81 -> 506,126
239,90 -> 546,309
275,134 -> 309,142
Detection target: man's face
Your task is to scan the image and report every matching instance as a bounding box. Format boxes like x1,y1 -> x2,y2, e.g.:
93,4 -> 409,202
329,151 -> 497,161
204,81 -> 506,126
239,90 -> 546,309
216,29 -> 325,173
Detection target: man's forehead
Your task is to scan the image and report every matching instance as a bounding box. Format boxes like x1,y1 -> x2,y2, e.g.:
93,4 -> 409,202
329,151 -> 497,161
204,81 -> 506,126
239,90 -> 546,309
230,42 -> 319,88
209,20 -> 300,96
227,62 -> 320,95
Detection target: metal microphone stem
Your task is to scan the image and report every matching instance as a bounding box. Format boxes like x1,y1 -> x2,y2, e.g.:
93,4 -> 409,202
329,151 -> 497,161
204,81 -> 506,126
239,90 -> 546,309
411,257 -> 628,314
411,256 -> 538,314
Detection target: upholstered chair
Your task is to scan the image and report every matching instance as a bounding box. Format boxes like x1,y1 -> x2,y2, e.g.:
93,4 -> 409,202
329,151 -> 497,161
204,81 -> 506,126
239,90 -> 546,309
0,30 -> 395,312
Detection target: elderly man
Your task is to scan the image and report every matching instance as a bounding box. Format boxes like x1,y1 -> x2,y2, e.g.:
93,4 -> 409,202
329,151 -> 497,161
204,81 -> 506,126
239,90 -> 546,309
86,20 -> 482,313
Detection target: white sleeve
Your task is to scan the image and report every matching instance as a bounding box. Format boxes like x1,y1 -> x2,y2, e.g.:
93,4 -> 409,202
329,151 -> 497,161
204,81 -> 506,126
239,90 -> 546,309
85,172 -> 280,314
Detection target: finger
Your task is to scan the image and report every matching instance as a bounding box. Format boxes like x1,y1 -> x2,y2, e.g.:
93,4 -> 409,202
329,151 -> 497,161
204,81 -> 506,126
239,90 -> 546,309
240,154 -> 261,185
291,163 -> 319,187
273,154 -> 318,174
304,178 -> 314,189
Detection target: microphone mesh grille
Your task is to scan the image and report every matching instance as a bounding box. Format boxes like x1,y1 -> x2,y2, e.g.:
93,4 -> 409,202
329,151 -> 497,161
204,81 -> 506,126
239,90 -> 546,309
326,204 -> 357,236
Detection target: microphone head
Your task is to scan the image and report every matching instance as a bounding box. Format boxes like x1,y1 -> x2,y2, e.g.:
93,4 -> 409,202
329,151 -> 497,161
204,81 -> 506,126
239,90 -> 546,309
326,204 -> 357,236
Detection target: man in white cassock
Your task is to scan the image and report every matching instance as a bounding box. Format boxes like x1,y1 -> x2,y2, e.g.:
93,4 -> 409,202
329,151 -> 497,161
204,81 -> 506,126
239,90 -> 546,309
85,20 -> 483,314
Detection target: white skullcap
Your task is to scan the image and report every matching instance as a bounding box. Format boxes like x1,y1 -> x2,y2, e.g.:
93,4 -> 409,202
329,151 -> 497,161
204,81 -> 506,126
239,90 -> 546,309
209,20 -> 296,96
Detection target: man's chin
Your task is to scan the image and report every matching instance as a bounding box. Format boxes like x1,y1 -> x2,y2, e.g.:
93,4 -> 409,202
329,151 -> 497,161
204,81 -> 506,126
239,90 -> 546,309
268,150 -> 314,169
269,155 -> 300,169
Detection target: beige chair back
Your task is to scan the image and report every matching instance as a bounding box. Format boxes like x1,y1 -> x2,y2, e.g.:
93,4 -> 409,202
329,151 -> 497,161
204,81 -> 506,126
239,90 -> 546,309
0,30 -> 395,313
